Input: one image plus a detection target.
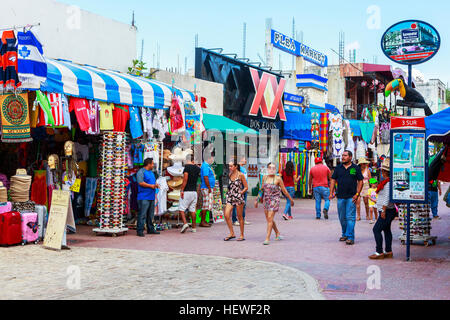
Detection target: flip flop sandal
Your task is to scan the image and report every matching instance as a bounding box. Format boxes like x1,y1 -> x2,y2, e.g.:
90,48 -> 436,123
275,236 -> 284,241
237,238 -> 245,241
263,240 -> 270,245
224,236 -> 236,241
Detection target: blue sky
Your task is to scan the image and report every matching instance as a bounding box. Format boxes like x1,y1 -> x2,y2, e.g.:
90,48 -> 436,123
60,0 -> 449,85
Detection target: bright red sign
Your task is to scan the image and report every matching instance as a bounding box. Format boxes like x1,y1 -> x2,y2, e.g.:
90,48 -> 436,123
391,116 -> 425,129
249,68 -> 287,121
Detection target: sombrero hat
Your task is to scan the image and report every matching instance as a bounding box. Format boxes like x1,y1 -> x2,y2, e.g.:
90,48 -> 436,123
169,147 -> 193,162
168,189 -> 181,201
167,162 -> 184,177
168,176 -> 183,189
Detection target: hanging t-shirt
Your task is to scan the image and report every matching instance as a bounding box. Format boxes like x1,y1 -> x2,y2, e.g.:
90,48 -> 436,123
69,97 -> 91,132
141,107 -> 153,137
87,100 -> 100,135
47,93 -> 64,126
61,95 -> 71,130
35,90 -> 54,127
99,102 -> 114,131
133,144 -> 145,166
0,30 -> 21,90
129,106 -> 143,139
113,105 -> 129,132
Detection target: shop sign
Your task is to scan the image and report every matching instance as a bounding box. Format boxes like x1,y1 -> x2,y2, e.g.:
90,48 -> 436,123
381,20 -> 440,65
284,93 -> 304,104
271,29 -> 328,67
249,68 -> 287,121
248,118 -> 281,130
391,116 -> 425,129
390,130 -> 428,203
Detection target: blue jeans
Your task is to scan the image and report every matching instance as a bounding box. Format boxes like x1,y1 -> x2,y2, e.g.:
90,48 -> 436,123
283,187 -> 296,216
232,192 -> 247,222
313,187 -> 330,218
137,200 -> 155,233
429,191 -> 439,217
337,198 -> 356,241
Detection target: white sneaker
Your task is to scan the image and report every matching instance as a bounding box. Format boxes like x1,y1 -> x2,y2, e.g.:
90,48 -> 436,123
233,221 -> 240,226
244,221 -> 251,225
191,228 -> 197,233
181,224 -> 189,233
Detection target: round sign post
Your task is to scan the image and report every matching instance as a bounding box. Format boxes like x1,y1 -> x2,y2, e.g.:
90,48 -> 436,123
381,20 -> 440,261
381,19 -> 441,113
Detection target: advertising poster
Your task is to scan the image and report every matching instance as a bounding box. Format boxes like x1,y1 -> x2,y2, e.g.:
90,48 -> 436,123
381,20 -> 440,65
391,131 -> 427,202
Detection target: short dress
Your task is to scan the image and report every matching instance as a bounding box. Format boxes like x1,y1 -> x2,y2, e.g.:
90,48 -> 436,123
263,182 -> 281,212
362,169 -> 370,197
226,176 -> 245,206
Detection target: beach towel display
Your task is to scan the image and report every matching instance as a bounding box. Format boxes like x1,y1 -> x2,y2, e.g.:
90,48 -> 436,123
319,113 -> 329,154
1,93 -> 32,143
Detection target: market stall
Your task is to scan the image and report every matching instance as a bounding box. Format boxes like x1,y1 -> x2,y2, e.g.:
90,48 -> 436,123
0,28 -> 206,242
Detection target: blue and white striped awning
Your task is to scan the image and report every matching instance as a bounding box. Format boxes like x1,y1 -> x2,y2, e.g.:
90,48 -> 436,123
41,59 -> 195,109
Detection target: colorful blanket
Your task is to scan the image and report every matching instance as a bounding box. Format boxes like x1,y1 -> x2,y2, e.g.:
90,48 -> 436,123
319,113 -> 329,153
1,93 -> 32,142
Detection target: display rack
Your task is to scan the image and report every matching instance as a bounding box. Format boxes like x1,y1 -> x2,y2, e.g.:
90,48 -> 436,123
398,203 -> 437,246
93,132 -> 129,236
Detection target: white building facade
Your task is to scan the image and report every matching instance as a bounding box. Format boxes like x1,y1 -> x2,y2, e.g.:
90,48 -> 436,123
2,0 -> 137,73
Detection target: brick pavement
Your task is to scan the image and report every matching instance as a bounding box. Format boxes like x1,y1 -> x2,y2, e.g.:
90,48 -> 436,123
0,246 -> 323,300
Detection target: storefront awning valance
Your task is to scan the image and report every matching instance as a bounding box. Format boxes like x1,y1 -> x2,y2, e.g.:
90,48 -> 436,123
202,114 -> 258,135
425,107 -> 450,143
41,59 -> 195,109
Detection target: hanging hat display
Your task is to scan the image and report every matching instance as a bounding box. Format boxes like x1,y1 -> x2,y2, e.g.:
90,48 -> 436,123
167,176 -> 183,189
167,162 -> 184,177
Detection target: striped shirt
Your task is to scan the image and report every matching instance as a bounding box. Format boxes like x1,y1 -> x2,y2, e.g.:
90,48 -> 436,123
47,93 -> 64,126
377,183 -> 394,212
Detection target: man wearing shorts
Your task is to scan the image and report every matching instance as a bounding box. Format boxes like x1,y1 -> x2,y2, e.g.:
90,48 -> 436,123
180,157 -> 201,233
200,152 -> 215,227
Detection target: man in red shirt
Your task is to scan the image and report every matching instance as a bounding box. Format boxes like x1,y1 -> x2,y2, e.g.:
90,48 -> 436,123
309,157 -> 331,219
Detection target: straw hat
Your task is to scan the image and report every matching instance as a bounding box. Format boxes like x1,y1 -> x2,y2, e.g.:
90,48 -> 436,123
357,158 -> 370,165
167,176 -> 183,189
381,158 -> 390,171
163,149 -> 172,161
168,189 -> 181,201
168,203 -> 180,212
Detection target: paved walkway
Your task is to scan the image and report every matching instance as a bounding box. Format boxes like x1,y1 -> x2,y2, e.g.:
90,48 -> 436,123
65,186 -> 450,300
0,246 -> 323,300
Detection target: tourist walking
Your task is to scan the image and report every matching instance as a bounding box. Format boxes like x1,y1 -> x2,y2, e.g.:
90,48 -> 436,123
356,158 -> 371,221
429,179 -> 442,219
369,158 -> 396,259
223,161 -> 248,241
254,163 -> 294,245
308,157 -> 331,219
136,158 -> 160,237
281,161 -> 300,220
329,151 -> 363,245
200,151 -> 215,227
367,178 -> 378,224
232,156 -> 250,225
179,156 -> 201,234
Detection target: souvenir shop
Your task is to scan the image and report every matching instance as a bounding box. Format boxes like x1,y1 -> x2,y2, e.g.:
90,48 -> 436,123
278,101 -> 393,197
0,27 -> 209,241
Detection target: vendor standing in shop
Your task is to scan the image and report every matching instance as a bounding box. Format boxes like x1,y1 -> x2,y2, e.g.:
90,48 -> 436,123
136,158 -> 159,237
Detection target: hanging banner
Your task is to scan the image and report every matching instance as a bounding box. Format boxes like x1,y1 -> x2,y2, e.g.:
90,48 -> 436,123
390,129 -> 428,203
0,93 -> 33,143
